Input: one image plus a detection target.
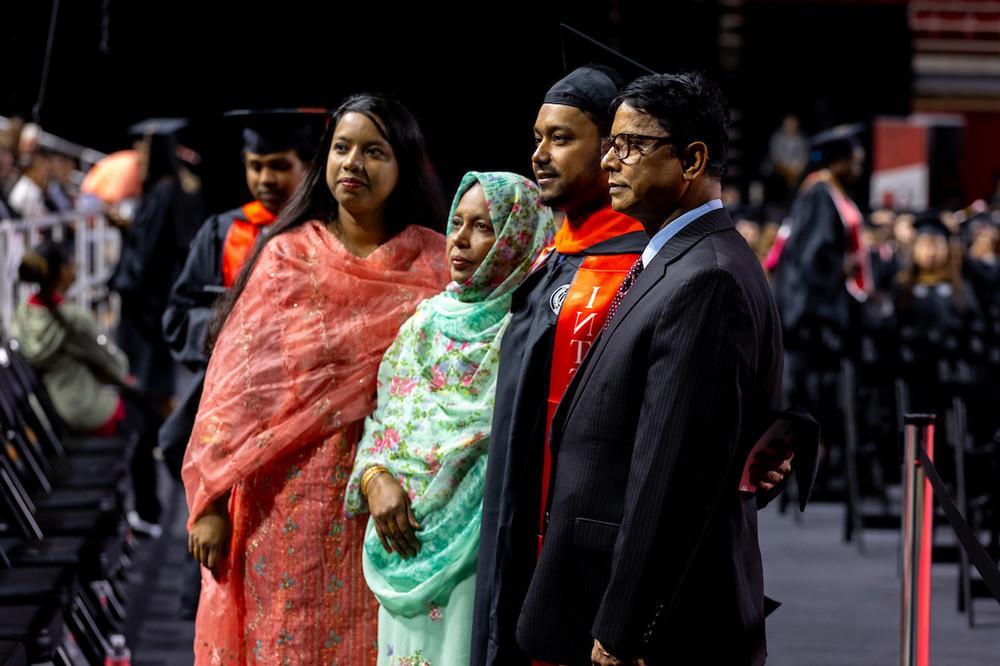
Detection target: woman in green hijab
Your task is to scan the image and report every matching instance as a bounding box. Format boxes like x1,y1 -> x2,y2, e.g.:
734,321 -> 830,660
346,171 -> 555,665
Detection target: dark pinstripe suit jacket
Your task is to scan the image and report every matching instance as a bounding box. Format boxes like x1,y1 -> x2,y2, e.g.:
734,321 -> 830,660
514,208 -> 783,666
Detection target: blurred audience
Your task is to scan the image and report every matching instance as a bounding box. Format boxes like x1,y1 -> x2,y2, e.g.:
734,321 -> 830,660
763,113 -> 809,205
8,149 -> 53,219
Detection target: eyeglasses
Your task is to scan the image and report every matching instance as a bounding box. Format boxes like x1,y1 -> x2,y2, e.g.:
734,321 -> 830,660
601,133 -> 674,163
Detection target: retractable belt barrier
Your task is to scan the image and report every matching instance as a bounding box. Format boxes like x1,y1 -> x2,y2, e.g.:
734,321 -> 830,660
900,414 -> 1000,666
915,442 -> 1000,603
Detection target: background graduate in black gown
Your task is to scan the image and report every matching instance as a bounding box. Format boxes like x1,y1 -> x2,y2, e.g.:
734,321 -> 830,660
894,213 -> 982,412
110,118 -> 204,415
108,118 -> 204,533
771,125 -> 869,490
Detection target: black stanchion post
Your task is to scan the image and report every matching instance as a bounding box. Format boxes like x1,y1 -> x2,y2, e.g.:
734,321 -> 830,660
901,414 -> 934,666
841,357 -> 866,554
947,394 -> 973,624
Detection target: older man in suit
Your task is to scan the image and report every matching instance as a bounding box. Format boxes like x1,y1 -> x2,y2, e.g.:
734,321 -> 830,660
515,72 -> 784,666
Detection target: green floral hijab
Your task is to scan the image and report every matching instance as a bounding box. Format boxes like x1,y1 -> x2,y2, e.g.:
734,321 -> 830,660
345,171 -> 554,617
447,171 -> 554,303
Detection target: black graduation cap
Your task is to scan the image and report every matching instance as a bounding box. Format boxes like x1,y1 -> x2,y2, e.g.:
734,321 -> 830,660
127,117 -> 188,137
126,117 -> 197,171
808,123 -> 865,167
914,210 -> 952,238
546,25 -> 658,126
223,108 -> 329,161
957,210 -> 991,247
961,209 -> 998,233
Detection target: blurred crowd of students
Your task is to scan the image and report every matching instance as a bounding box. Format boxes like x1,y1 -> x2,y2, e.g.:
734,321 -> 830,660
728,121 -> 1000,358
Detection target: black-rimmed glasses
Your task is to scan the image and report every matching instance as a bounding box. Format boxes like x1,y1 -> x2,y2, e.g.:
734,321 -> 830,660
601,133 -> 674,163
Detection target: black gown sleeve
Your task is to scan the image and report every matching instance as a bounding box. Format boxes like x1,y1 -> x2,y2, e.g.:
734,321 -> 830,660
162,213 -> 228,369
111,181 -> 175,301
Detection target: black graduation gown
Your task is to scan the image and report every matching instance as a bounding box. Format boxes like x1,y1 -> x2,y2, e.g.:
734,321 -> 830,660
897,279 -> 981,343
965,258 -> 1000,325
110,177 -> 203,401
868,244 -> 900,294
471,231 -> 647,666
772,181 -> 851,343
161,206 -> 248,369
158,206 -> 246,476
895,279 -> 982,412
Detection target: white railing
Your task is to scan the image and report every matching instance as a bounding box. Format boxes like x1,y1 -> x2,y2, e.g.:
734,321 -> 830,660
0,212 -> 120,338
0,115 -> 107,169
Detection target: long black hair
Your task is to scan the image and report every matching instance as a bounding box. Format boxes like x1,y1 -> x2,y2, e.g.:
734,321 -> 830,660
206,93 -> 445,351
141,132 -> 183,191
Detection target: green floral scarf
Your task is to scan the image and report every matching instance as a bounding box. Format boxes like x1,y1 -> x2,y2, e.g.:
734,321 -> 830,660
345,171 -> 554,616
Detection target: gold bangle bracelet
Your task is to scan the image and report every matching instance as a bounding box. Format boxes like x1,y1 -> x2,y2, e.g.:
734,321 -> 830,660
363,465 -> 389,484
362,466 -> 388,497
361,465 -> 390,498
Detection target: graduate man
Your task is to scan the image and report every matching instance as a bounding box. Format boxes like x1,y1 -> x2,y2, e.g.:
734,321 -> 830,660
472,66 -> 790,666
516,71 -> 784,666
471,64 -> 647,666
161,111 -> 323,389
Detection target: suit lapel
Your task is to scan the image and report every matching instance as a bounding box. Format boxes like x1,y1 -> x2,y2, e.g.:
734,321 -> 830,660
551,209 -> 736,444
603,209 -> 734,342
548,265 -> 665,444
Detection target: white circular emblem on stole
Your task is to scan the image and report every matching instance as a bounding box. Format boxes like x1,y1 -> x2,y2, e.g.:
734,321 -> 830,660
549,284 -> 570,315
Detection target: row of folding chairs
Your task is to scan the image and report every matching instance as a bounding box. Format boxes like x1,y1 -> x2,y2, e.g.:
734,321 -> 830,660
0,339 -> 139,665
840,330 -> 1000,627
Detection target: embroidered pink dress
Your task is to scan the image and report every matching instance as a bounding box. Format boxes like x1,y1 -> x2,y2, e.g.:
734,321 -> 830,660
182,220 -> 448,664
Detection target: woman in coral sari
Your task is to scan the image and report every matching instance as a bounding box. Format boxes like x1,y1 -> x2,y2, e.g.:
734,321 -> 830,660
182,93 -> 449,665
346,172 -> 555,666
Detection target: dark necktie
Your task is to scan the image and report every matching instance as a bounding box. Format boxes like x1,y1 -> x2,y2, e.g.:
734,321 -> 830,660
601,257 -> 644,333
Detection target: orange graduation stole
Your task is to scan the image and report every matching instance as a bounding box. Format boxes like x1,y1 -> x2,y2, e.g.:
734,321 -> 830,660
536,207 -> 645,547
221,201 -> 276,287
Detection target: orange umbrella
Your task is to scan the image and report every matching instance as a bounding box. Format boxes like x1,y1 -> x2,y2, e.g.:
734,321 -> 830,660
80,149 -> 140,204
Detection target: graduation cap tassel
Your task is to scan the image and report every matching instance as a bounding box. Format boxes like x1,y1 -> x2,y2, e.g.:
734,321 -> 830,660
558,23 -> 657,77
33,0 -> 62,124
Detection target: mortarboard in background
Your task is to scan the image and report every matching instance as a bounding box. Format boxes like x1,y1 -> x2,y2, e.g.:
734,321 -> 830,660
126,116 -> 201,169
808,122 -> 865,168
959,209 -> 999,247
127,117 -> 189,138
223,108 -> 329,162
914,209 -> 952,239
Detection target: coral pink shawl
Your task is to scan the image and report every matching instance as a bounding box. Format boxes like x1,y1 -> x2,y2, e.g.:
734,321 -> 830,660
182,220 -> 447,662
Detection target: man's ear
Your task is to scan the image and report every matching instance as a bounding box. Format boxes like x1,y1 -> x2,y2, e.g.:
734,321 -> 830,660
682,141 -> 709,181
